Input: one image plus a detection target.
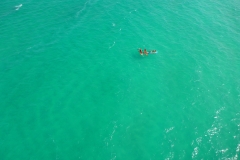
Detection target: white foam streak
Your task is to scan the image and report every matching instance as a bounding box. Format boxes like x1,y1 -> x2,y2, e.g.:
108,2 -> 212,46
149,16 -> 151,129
15,4 -> 22,10
192,147 -> 198,158
109,41 -> 115,49
76,0 -> 90,17
165,127 -> 174,133
234,144 -> 240,160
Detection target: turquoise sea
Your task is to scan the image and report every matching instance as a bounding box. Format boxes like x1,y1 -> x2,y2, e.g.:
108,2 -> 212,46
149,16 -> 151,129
1,0 -> 240,159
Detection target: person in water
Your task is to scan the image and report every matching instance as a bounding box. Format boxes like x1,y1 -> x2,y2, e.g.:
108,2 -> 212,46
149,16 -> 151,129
138,48 -> 143,55
144,49 -> 148,55
151,50 -> 157,53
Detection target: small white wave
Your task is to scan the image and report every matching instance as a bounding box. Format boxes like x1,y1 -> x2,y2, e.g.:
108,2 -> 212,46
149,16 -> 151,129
165,127 -> 174,133
196,137 -> 202,145
234,144 -> 240,160
192,147 -> 198,158
109,122 -> 117,141
76,0 -> 90,17
109,41 -> 115,49
216,107 -> 225,114
15,4 -> 22,10
165,152 -> 174,160
15,4 -> 22,8
110,155 -> 116,160
217,148 -> 228,154
104,122 -> 118,147
207,127 -> 219,136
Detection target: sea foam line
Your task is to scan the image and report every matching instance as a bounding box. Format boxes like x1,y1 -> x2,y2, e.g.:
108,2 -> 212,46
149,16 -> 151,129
76,0 -> 90,17
15,4 -> 22,10
109,41 -> 115,49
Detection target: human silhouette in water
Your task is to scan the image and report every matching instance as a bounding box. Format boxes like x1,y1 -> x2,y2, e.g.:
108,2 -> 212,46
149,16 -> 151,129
144,49 -> 148,55
150,50 -> 157,54
138,48 -> 143,55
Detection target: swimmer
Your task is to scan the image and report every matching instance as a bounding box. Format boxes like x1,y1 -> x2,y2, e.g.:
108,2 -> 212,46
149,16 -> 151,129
149,50 -> 157,54
144,49 -> 148,55
138,48 -> 143,55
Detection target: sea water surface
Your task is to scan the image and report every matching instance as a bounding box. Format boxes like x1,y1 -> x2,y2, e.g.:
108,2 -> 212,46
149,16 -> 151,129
0,0 -> 240,159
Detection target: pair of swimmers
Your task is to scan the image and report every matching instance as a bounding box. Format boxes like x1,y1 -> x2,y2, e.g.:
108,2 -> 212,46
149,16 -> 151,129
138,49 -> 157,55
138,49 -> 148,55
